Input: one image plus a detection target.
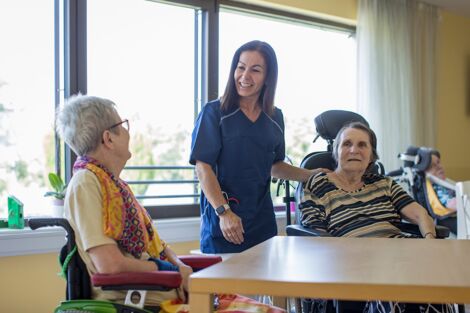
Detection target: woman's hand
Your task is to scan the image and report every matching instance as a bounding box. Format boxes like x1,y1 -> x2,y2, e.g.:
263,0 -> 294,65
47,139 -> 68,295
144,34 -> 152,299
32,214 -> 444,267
219,210 -> 244,245
271,161 -> 331,183
424,232 -> 436,239
177,263 -> 193,291
401,202 -> 436,239
310,168 -> 331,177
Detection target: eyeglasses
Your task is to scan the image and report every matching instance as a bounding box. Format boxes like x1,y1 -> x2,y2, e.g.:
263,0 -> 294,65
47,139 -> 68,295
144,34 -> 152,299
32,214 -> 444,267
108,119 -> 129,131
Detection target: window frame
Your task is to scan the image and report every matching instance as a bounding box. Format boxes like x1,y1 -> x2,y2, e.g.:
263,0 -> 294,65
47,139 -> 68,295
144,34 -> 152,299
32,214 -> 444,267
59,0 -> 356,219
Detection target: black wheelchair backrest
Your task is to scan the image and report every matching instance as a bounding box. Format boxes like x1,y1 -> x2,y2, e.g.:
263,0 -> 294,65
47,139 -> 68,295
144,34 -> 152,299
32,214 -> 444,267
314,110 -> 369,145
29,218 -> 91,300
399,145 -> 437,172
300,151 -> 336,171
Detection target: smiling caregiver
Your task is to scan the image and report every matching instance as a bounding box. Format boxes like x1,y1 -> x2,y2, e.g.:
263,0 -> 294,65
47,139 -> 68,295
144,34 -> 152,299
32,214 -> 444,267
190,40 -> 329,253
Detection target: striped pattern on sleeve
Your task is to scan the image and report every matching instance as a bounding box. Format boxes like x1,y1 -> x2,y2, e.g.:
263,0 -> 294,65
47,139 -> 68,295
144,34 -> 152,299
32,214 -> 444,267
299,172 -> 418,238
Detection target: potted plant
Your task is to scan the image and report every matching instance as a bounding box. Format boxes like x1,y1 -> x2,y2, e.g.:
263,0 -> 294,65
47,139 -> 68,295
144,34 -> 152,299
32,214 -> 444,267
44,172 -> 67,217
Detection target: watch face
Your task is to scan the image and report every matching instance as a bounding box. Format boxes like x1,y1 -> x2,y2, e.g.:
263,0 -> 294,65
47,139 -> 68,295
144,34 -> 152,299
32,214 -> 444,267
216,205 -> 225,215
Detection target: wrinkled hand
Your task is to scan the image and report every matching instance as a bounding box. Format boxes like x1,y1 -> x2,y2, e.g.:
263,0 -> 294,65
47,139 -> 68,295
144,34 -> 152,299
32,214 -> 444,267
177,263 -> 193,291
219,210 -> 244,245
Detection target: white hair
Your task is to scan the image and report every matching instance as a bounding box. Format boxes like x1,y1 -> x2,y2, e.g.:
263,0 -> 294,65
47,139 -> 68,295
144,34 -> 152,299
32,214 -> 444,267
56,94 -> 119,156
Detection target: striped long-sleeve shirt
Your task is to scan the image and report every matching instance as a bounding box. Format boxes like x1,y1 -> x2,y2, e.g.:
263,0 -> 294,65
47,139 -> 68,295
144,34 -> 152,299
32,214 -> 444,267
299,172 -> 416,238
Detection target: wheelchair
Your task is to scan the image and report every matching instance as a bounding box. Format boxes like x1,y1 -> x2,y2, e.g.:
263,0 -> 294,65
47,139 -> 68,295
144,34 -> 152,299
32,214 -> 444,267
283,110 -> 450,313
387,145 -> 458,235
29,218 -> 222,313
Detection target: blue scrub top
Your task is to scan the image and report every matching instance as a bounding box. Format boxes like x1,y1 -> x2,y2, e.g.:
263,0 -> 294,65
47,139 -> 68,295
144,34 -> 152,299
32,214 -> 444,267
190,100 -> 286,253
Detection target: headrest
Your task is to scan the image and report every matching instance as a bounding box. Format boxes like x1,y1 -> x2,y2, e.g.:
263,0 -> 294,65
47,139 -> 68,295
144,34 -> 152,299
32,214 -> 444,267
300,151 -> 384,175
300,151 -> 336,171
399,145 -> 439,172
402,145 -> 420,168
314,110 -> 369,141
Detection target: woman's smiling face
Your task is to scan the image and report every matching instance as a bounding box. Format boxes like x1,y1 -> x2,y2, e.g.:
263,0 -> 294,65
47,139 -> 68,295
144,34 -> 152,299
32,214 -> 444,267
234,50 -> 267,101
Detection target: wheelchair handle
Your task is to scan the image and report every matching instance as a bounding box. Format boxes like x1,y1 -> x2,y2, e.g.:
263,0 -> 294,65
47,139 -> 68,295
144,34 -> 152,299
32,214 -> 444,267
29,218 -> 73,234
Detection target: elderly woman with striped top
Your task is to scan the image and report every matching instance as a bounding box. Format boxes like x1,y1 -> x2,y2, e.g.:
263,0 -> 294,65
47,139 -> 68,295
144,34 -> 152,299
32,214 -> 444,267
300,121 -> 436,239
299,122 -> 458,313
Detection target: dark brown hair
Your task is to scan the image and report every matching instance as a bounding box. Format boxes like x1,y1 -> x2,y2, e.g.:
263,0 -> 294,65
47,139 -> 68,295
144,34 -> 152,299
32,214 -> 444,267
220,40 -> 278,116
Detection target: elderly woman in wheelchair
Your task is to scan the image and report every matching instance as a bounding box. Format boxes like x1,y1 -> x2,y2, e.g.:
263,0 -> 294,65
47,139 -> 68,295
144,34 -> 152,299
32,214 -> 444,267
297,121 -> 458,313
55,95 -> 194,309
389,145 -> 458,236
427,151 -> 457,209
425,149 -> 458,231
299,121 -> 436,239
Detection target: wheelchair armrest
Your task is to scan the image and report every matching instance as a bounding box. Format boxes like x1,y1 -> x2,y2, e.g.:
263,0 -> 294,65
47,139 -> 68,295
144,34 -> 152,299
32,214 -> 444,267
92,271 -> 182,291
286,224 -> 331,237
178,255 -> 222,271
393,222 -> 450,238
91,256 -> 222,291
287,223 -> 450,239
435,225 -> 450,238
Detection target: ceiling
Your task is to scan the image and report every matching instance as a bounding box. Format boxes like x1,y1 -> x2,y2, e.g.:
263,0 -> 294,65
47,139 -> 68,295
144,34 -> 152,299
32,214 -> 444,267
420,0 -> 470,17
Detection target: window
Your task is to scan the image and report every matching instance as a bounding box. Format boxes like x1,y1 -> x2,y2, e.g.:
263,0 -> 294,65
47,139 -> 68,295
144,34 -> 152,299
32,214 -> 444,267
0,0 -> 356,219
87,0 -> 200,208
219,8 -> 356,205
0,0 -> 59,217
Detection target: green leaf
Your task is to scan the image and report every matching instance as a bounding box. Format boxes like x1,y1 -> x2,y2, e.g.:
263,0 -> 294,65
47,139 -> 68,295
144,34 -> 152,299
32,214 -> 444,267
44,191 -> 60,198
48,173 -> 64,192
45,173 -> 67,200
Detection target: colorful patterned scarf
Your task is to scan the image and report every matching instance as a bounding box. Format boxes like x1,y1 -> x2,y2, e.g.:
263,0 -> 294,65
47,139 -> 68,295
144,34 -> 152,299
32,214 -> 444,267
73,156 -> 166,259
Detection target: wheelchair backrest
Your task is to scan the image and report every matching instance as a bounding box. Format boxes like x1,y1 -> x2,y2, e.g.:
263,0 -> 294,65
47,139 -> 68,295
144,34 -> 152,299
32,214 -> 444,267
399,145 -> 436,173
392,145 -> 439,218
314,110 -> 369,151
29,218 -> 91,300
61,241 -> 91,300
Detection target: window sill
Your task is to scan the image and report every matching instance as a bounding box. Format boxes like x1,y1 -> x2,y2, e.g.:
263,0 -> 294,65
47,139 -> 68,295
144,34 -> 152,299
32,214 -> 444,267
0,213 -> 289,257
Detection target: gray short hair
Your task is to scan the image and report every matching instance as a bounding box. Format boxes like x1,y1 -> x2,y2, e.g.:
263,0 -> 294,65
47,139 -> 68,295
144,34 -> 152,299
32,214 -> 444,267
56,95 -> 119,156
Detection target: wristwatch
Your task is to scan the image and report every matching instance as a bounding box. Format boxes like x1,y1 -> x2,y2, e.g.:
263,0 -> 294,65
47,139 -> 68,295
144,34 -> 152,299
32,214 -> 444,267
215,204 -> 230,216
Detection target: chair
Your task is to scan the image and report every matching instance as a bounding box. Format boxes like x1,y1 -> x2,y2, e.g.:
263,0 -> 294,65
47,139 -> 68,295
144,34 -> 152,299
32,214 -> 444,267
284,110 -> 450,313
387,145 -> 457,235
278,110 -> 384,227
287,153 -> 449,238
29,218 -> 221,313
286,110 -> 449,239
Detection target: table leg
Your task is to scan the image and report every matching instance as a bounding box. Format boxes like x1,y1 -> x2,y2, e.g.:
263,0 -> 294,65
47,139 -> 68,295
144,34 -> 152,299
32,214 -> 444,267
189,292 -> 214,313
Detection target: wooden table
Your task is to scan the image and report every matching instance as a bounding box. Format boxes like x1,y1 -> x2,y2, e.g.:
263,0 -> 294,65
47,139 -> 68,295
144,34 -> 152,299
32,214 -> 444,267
189,236 -> 470,312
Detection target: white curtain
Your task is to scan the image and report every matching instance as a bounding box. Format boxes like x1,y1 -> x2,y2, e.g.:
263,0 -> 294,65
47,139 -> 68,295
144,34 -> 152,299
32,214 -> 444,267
357,0 -> 439,171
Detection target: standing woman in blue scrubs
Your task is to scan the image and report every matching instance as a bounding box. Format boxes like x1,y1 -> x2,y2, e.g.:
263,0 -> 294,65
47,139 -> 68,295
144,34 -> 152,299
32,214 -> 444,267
190,40 -> 326,253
